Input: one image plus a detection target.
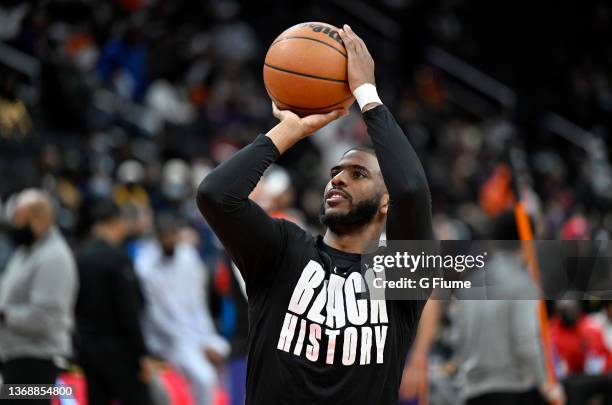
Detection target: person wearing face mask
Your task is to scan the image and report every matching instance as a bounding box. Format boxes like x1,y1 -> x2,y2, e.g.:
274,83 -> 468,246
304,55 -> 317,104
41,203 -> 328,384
0,189 -> 78,404
550,300 -> 612,405
551,300 -> 611,375
135,213 -> 229,405
74,198 -> 155,405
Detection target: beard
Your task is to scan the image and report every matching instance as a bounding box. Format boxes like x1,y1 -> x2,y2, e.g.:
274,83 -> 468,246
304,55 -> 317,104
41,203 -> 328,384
320,194 -> 382,233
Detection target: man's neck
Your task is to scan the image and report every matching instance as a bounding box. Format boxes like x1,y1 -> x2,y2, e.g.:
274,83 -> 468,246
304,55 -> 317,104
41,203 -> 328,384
322,224 -> 382,254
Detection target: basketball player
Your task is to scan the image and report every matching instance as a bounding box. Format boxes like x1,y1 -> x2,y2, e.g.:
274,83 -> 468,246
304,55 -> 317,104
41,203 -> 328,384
197,25 -> 433,404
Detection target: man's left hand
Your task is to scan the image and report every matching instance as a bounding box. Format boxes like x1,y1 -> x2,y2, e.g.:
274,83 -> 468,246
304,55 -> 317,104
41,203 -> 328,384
338,25 -> 376,93
204,347 -> 225,369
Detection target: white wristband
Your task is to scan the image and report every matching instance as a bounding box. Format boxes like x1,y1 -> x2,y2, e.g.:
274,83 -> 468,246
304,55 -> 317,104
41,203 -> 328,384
353,83 -> 382,110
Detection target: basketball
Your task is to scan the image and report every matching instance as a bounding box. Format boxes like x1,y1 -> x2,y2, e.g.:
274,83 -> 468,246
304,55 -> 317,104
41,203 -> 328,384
263,22 -> 354,116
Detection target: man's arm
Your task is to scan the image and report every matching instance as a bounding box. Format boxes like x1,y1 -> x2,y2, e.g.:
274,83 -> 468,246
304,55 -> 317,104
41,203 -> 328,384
3,250 -> 77,336
111,257 -> 157,383
197,106 -> 346,286
111,257 -> 149,358
339,25 -> 433,241
196,134 -> 284,286
511,299 -> 565,404
400,300 -> 441,399
364,106 -> 433,240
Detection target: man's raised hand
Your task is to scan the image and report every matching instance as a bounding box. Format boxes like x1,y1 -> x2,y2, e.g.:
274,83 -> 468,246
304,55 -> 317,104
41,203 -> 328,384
338,24 -> 376,93
267,102 -> 347,153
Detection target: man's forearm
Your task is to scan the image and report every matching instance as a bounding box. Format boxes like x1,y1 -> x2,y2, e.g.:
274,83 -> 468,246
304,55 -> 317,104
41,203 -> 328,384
364,105 -> 429,198
196,134 -> 287,281
364,105 -> 433,240
266,119 -> 303,154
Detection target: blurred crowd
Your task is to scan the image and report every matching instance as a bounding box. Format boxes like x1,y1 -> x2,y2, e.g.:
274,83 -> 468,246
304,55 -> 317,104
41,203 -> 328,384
0,0 -> 611,404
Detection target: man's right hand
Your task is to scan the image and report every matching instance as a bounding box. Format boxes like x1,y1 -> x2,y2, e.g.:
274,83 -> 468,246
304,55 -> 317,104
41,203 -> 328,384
204,347 -> 225,369
540,382 -> 566,405
266,102 -> 348,154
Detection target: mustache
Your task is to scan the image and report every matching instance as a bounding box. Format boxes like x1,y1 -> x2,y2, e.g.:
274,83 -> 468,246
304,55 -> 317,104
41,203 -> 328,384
326,187 -> 352,202
320,193 -> 382,230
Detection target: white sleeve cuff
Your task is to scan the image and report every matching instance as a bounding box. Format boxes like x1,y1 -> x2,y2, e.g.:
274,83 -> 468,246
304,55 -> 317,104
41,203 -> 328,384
353,83 -> 382,110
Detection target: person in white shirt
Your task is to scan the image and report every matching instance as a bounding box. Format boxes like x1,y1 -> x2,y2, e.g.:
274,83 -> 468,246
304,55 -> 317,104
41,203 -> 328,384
135,214 -> 229,405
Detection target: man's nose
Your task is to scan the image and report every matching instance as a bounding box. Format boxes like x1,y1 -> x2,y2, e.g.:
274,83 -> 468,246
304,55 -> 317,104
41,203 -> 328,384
331,171 -> 347,188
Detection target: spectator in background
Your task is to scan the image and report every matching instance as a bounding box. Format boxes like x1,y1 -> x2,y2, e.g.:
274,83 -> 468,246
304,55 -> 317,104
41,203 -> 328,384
0,189 -> 78,405
250,164 -> 304,225
590,301 -> 612,351
98,21 -> 148,101
551,300 -> 611,374
136,214 -> 229,405
114,160 -> 150,209
75,199 -> 154,405
452,212 -> 564,405
551,300 -> 612,404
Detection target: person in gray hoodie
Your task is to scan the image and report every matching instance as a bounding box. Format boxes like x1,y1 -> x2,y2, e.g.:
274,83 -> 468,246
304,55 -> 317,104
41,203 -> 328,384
453,211 -> 564,405
0,189 -> 78,404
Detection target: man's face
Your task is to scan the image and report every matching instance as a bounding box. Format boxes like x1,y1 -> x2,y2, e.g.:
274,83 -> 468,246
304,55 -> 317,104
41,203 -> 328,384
9,204 -> 37,246
12,204 -> 30,228
320,150 -> 388,231
159,229 -> 178,257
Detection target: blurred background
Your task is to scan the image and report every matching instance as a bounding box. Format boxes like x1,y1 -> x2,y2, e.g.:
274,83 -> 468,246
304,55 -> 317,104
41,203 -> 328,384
0,0 -> 610,404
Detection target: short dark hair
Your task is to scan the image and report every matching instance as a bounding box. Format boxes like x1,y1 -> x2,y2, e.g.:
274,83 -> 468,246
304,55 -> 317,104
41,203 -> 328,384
491,210 -> 534,240
342,146 -> 376,157
91,198 -> 121,225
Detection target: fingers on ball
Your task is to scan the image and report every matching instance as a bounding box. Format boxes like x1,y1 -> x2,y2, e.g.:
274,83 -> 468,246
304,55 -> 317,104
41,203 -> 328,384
339,27 -> 355,49
341,24 -> 365,55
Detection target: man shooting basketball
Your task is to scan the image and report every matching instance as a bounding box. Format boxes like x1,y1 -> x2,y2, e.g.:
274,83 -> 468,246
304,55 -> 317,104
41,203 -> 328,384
197,25 -> 433,404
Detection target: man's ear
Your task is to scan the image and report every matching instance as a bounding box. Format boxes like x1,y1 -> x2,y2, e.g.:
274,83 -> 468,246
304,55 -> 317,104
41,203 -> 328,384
380,193 -> 390,215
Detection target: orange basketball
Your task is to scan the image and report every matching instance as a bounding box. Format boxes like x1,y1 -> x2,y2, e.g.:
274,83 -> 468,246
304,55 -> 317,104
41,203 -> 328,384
263,22 -> 354,117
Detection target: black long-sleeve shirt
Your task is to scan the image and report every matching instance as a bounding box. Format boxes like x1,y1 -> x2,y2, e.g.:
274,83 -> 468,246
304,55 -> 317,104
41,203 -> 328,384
197,105 -> 433,404
75,238 -> 148,360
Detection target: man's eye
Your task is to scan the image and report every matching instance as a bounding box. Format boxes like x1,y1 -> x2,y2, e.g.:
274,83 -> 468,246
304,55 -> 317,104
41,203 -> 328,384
330,170 -> 340,178
353,171 -> 366,178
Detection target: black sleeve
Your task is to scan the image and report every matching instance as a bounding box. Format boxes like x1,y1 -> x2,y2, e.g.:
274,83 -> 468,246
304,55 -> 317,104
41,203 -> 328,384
196,134 -> 287,289
112,257 -> 148,358
363,105 -> 434,241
